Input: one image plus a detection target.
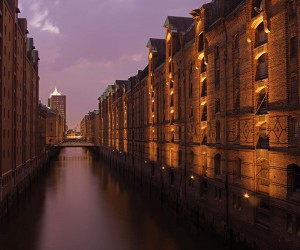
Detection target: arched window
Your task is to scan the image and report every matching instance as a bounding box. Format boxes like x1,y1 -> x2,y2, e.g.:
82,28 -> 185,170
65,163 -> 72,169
214,154 -> 221,177
256,53 -> 268,80
255,22 -> 267,47
234,158 -> 242,182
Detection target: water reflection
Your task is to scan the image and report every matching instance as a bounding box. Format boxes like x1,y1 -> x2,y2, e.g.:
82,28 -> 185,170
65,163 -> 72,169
0,148 -> 221,250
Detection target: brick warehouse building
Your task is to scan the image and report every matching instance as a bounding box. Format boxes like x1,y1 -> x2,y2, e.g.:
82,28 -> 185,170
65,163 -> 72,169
95,0 -> 300,249
0,0 -> 51,209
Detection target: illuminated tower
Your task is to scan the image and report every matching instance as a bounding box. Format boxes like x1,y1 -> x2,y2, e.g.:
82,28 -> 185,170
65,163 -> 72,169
48,87 -> 67,133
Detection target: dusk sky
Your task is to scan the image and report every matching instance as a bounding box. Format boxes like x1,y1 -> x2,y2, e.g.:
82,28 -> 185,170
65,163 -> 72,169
19,0 -> 208,129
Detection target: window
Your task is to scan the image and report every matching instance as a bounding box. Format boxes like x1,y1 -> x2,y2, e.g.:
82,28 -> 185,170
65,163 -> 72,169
201,104 -> 207,121
215,99 -> 220,114
256,53 -> 268,80
198,33 -> 204,52
233,34 -> 239,50
289,117 -> 299,145
291,37 -> 298,58
255,22 -> 267,47
215,46 -> 219,59
289,1 -> 297,20
170,93 -> 174,107
201,58 -> 206,73
214,154 -> 221,176
201,80 -> 207,97
290,76 -> 299,104
257,89 -> 268,113
215,69 -> 220,88
216,121 -> 221,141
179,126 -> 182,140
189,82 -> 193,97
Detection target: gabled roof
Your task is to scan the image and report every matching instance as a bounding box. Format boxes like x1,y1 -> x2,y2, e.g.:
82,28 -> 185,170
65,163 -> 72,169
163,16 -> 194,33
147,38 -> 166,70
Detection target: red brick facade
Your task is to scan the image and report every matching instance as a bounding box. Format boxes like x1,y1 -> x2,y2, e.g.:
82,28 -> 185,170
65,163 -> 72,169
93,1 -> 300,248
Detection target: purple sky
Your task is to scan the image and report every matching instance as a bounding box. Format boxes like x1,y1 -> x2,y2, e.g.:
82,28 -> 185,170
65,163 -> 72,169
19,0 -> 208,129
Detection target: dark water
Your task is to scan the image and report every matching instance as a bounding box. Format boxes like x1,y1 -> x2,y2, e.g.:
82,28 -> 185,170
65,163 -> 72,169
0,148 -> 222,250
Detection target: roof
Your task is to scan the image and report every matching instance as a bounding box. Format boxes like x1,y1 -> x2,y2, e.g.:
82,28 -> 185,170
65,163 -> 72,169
147,38 -> 166,69
50,87 -> 61,97
163,16 -> 194,33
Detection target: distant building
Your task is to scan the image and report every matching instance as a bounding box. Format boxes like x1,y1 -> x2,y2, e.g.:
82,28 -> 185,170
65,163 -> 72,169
80,111 -> 100,144
46,108 -> 64,145
48,87 -> 66,133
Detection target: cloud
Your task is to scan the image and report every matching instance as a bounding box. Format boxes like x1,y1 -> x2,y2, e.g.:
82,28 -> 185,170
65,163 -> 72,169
25,0 -> 60,34
131,53 -> 143,62
42,20 -> 60,34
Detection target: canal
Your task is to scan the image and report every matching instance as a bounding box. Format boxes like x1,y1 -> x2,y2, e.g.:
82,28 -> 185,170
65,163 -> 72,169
0,148 -> 222,250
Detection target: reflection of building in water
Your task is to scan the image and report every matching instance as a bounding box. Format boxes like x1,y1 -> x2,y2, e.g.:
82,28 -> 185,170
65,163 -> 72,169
95,1 -> 300,249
